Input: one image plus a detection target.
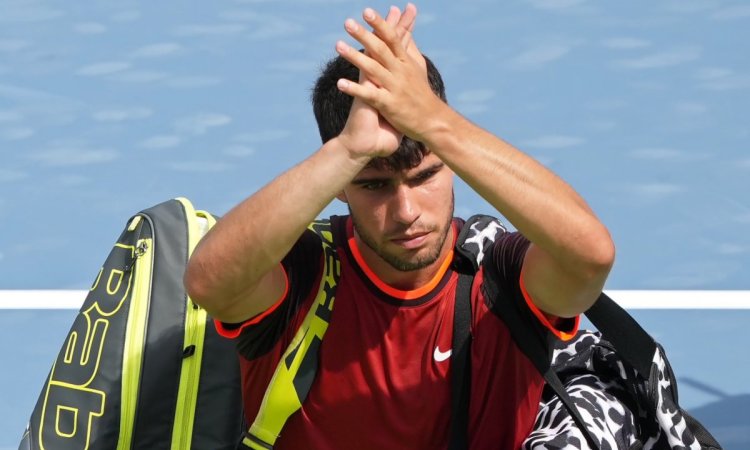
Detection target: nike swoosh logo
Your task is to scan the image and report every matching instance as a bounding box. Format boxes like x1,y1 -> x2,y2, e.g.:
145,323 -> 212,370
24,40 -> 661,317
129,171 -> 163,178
433,346 -> 452,362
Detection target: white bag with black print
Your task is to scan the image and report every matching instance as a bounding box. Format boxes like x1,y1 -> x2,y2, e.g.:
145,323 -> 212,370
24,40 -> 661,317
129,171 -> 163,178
524,330 -> 721,450
462,215 -> 722,450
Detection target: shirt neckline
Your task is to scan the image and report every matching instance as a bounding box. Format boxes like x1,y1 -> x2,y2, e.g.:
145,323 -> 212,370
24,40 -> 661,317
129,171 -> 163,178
345,217 -> 457,301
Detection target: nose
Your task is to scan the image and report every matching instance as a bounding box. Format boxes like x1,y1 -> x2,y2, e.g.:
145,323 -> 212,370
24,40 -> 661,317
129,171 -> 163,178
390,184 -> 420,225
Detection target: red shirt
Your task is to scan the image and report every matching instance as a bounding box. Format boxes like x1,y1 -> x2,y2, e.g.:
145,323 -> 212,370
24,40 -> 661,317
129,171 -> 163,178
217,216 -> 577,450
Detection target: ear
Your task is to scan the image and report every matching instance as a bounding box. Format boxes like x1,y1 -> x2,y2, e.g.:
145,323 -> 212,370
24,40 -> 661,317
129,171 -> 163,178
335,191 -> 348,203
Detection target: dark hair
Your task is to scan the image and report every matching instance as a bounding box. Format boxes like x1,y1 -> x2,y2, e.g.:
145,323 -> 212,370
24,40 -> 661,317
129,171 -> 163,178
311,51 -> 447,171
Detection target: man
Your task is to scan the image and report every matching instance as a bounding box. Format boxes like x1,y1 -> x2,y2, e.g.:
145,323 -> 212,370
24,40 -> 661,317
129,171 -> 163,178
185,4 -> 615,449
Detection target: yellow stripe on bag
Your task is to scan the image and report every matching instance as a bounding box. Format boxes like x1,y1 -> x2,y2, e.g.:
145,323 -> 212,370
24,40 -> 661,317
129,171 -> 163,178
245,220 -> 339,448
171,198 -> 217,449
117,227 -> 154,450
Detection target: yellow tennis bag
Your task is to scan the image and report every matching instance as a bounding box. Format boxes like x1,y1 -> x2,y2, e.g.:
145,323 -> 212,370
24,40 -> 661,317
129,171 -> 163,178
19,198 -> 244,450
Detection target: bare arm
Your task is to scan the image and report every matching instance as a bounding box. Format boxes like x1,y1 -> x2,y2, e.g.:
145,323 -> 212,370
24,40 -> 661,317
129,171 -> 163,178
185,6 -> 418,324
335,6 -> 615,317
184,139 -> 369,323
420,111 -> 615,318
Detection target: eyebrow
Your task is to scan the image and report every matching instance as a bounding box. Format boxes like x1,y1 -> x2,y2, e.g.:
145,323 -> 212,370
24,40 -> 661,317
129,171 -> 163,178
351,162 -> 445,186
409,162 -> 445,182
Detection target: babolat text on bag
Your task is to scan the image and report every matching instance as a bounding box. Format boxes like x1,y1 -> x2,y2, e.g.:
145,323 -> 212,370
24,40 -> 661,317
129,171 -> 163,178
18,198 -> 244,450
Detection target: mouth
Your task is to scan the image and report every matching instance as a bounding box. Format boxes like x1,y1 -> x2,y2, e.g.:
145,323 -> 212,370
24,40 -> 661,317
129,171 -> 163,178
390,231 -> 430,250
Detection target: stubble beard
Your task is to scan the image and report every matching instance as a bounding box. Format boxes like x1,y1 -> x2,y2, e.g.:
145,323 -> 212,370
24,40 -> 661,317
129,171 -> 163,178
350,194 -> 455,272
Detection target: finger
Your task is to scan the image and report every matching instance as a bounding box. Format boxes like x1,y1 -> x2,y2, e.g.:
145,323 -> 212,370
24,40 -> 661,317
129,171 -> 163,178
392,4 -> 417,55
399,3 -> 417,33
344,17 -> 398,69
401,29 -> 417,56
336,77 -> 385,110
389,5 -> 411,48
395,4 -> 423,68
384,5 -> 401,27
361,7 -> 407,60
336,40 -> 390,87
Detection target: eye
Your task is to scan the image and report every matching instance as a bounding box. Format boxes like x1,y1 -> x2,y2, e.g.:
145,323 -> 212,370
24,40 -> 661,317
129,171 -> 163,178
361,180 -> 386,191
414,169 -> 437,183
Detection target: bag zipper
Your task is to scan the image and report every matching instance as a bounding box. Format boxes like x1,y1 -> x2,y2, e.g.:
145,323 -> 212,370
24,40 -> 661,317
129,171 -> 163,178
171,298 -> 207,449
117,215 -> 154,450
170,199 -> 214,449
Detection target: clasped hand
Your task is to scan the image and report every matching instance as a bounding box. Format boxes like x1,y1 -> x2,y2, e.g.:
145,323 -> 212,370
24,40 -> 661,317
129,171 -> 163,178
335,4 -> 443,161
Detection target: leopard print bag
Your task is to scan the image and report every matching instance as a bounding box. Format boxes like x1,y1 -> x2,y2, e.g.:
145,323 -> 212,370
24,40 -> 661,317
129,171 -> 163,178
457,215 -> 721,450
523,330 -> 722,450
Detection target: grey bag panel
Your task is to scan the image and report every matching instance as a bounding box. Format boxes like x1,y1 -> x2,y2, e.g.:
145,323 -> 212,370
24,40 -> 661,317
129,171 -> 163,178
22,219 -> 152,450
192,320 -> 245,450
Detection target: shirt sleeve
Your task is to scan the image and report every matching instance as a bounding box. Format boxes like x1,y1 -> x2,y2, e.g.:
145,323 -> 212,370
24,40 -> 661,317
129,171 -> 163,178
484,231 -> 579,341
215,227 -> 324,360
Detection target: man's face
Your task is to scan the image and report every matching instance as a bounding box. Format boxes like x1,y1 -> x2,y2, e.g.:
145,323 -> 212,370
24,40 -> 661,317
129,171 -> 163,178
340,153 -> 455,273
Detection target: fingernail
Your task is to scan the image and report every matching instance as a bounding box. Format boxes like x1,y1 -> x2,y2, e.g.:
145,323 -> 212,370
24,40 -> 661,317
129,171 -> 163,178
345,18 -> 358,32
336,40 -> 347,53
337,79 -> 350,90
364,8 -> 375,20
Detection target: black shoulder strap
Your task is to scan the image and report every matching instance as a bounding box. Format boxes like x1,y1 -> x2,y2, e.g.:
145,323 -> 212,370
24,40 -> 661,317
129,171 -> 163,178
485,276 -> 602,450
448,215 -> 507,450
448,272 -> 473,450
585,293 -> 656,377
541,370 -> 602,450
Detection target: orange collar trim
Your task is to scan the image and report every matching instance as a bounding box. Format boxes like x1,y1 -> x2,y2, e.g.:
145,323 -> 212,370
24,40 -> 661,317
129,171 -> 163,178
346,218 -> 456,300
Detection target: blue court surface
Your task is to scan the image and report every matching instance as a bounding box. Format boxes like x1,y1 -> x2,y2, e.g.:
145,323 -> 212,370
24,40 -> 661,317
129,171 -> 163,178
1,291 -> 748,449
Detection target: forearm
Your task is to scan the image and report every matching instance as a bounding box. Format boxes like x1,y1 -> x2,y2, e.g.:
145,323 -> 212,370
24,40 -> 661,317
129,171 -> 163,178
330,6 -> 613,316
335,10 -> 606,267
186,137 -> 369,309
422,105 -> 612,277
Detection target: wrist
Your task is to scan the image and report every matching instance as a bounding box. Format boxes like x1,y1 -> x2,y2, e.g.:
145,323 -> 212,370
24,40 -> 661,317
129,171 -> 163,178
417,102 -> 461,150
325,136 -> 372,170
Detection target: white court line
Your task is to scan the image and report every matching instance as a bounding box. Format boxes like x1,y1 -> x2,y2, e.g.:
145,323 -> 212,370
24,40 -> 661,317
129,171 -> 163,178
0,289 -> 749,309
606,290 -> 750,309
0,290 -> 88,309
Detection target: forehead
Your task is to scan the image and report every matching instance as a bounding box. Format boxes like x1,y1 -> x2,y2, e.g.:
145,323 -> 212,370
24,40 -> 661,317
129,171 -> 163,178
356,152 -> 446,179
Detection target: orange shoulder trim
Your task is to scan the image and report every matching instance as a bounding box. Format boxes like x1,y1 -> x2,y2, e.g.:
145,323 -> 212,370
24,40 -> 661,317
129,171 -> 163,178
518,273 -> 580,341
213,263 -> 290,339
